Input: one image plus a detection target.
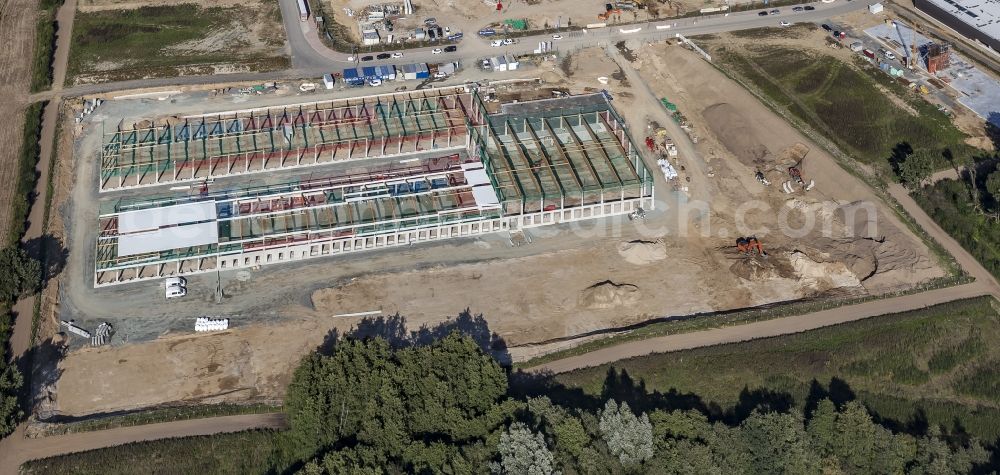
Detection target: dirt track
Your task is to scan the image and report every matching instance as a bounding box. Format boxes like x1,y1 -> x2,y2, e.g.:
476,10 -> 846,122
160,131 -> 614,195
9,0 -> 76,360
0,413 -> 286,474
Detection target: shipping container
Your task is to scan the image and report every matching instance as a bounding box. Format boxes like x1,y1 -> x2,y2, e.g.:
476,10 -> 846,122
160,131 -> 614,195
478,28 -> 497,36
342,68 -> 364,85
400,63 -> 429,80
863,49 -> 876,59
322,74 -> 334,89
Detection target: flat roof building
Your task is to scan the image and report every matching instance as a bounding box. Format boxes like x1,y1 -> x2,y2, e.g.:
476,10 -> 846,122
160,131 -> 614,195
914,0 -> 1000,51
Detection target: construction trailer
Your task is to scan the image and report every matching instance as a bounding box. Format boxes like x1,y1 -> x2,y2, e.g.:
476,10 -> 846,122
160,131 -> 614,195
342,68 -> 364,85
362,29 -> 381,45
93,90 -> 653,286
401,63 -> 430,80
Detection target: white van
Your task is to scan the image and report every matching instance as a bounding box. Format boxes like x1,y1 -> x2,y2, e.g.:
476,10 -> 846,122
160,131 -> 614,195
490,39 -> 503,47
165,285 -> 187,299
165,276 -> 187,288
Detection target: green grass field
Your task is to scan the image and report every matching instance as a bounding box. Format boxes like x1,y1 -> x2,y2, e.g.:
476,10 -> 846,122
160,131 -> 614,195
713,44 -> 975,171
555,297 -> 1000,441
68,3 -> 288,84
21,430 -> 291,474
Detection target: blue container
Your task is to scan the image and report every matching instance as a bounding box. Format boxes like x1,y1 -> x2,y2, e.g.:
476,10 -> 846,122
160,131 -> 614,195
342,68 -> 364,85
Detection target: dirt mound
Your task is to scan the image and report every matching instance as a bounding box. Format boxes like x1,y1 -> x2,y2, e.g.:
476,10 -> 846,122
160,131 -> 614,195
617,240 -> 667,265
579,281 -> 641,309
777,143 -> 810,165
788,251 -> 862,289
729,255 -> 796,281
702,103 -> 772,166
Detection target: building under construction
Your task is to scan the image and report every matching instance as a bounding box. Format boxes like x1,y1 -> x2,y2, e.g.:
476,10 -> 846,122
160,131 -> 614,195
93,88 -> 654,286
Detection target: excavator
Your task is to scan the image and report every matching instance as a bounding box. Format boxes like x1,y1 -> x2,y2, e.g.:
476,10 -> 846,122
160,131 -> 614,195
736,235 -> 766,256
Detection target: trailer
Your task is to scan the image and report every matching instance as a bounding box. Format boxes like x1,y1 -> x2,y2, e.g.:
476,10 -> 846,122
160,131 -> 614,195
342,68 -> 364,85
297,0 -> 309,21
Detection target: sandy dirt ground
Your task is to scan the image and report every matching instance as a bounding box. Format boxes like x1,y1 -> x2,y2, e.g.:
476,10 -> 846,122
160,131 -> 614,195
39,37 -> 950,416
0,0 -> 39,240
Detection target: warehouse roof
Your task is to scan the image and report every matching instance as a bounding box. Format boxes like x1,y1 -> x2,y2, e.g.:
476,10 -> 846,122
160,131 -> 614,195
921,0 -> 1000,41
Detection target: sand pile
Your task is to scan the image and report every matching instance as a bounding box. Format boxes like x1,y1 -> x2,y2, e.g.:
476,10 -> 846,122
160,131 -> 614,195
729,255 -> 795,281
777,143 -> 810,165
579,281 -> 641,309
788,252 -> 862,289
617,240 -> 667,265
702,103 -> 771,166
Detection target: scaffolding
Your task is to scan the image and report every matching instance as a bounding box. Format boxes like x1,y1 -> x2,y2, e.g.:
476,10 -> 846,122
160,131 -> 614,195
93,90 -> 653,286
470,92 -> 653,218
99,89 -> 481,191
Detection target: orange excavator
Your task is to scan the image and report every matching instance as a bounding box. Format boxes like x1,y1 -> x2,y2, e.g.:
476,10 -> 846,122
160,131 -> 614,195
736,236 -> 766,256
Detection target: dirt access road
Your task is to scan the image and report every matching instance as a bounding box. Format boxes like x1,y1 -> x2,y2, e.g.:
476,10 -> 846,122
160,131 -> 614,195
9,0 -> 76,360
0,413 -> 286,474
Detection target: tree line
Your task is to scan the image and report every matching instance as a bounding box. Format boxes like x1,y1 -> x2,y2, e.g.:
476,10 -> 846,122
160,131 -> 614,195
0,246 -> 42,437
284,332 -> 991,474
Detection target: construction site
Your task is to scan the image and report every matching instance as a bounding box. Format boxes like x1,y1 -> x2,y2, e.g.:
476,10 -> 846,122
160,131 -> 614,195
92,88 -> 652,286
39,35 -> 954,416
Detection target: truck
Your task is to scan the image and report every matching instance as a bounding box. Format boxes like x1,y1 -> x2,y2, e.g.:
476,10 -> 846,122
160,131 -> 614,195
297,0 -> 309,21
863,48 -> 875,59
478,28 -> 497,37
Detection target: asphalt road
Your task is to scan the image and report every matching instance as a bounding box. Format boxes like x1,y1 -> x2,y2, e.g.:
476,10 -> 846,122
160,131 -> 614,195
31,0 -> 868,101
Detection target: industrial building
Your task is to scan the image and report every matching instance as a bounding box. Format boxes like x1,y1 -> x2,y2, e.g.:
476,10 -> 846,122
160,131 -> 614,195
914,0 -> 1000,51
99,88 -> 473,191
93,89 -> 654,286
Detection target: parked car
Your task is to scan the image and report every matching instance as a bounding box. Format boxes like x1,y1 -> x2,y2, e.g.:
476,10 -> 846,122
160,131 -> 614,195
758,10 -> 768,15
165,284 -> 186,299
780,20 -> 791,26
881,49 -> 896,60
391,52 -> 404,58
502,38 -> 515,45
424,17 -> 437,25
769,8 -> 780,14
804,5 -> 815,9
433,71 -> 448,78
552,34 -> 563,40
792,6 -> 804,11
361,55 -> 374,62
821,24 -> 832,31
376,53 -> 391,60
368,79 -> 382,87
431,48 -> 443,54
165,276 -> 187,288
481,58 -> 492,69
444,45 -> 457,52
491,39 -> 503,47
